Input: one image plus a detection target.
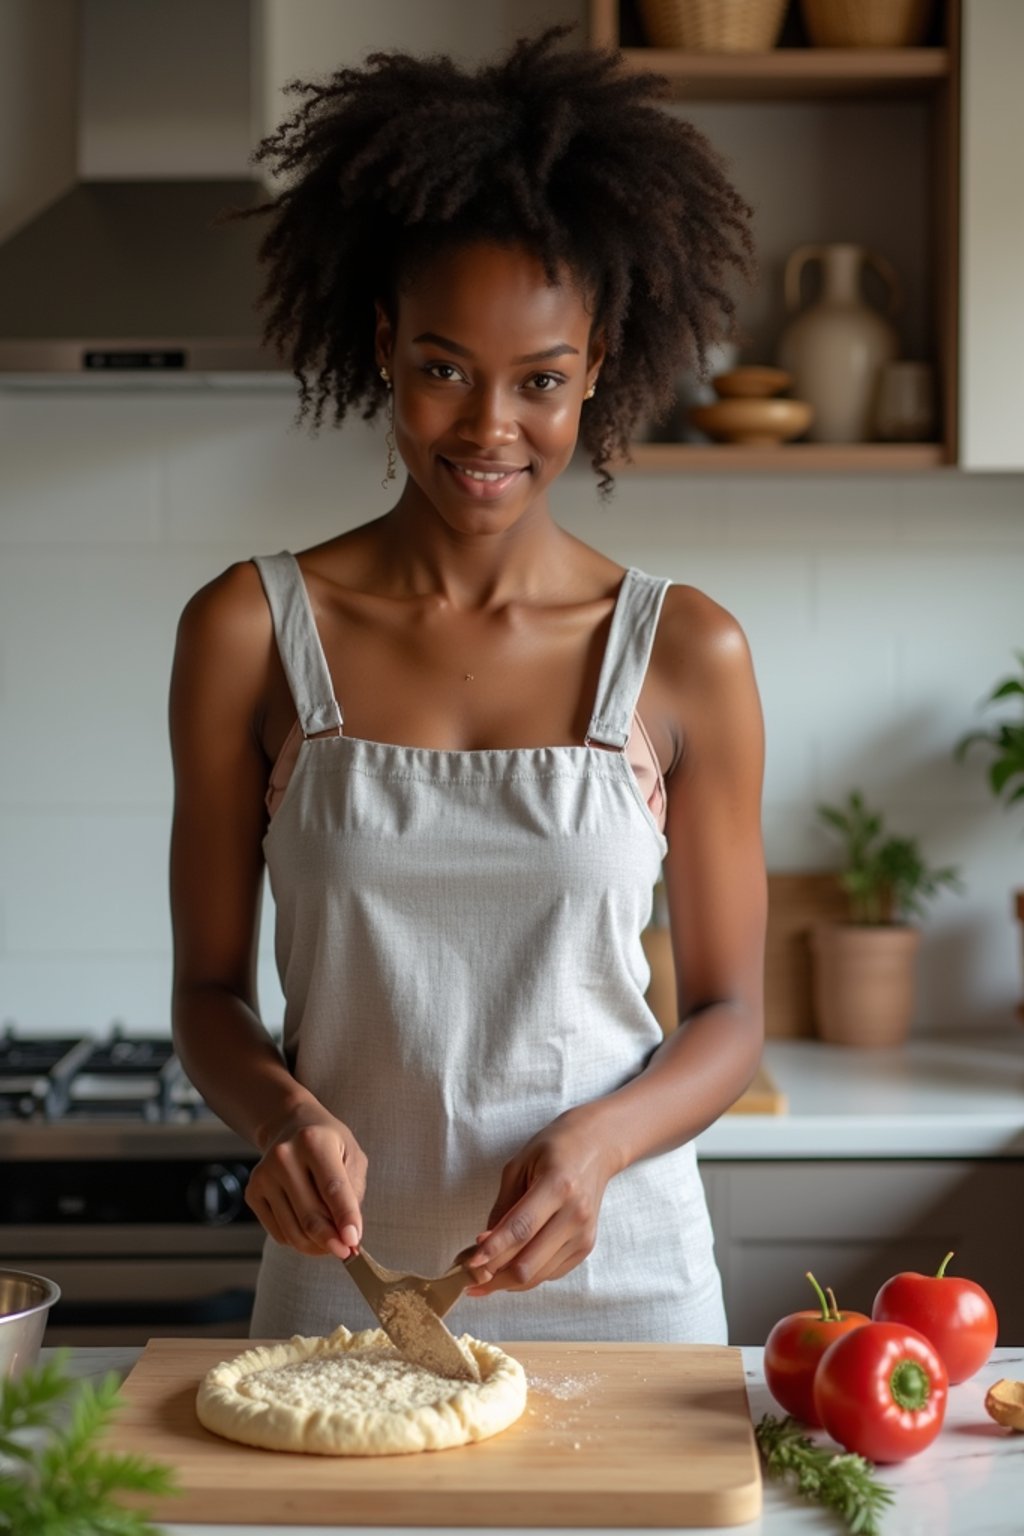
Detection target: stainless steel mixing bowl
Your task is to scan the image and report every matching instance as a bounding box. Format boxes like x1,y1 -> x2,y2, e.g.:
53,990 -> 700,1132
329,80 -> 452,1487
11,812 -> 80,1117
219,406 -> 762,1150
0,1268 -> 61,1378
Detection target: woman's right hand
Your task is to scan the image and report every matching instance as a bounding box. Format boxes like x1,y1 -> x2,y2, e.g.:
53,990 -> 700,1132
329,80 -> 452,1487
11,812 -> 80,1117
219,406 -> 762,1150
245,1105 -> 368,1260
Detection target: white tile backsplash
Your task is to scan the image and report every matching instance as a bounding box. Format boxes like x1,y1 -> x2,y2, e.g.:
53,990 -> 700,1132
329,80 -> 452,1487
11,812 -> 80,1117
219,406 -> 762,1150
1,392 -> 1022,1034
0,395 -> 163,544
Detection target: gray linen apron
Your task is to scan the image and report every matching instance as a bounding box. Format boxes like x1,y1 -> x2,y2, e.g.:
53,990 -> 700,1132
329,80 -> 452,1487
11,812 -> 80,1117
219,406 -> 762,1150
248,551 -> 726,1344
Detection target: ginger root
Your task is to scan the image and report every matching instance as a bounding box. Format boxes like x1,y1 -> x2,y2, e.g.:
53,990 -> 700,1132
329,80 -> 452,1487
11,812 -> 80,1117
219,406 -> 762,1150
984,1379 -> 1024,1431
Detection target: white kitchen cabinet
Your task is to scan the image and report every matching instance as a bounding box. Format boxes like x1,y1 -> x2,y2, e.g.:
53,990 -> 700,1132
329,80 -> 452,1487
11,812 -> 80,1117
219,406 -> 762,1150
959,0 -> 1024,470
699,1159 -> 1023,1346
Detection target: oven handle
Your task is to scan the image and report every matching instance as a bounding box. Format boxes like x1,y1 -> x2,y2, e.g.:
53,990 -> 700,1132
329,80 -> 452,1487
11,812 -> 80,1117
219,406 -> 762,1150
51,1287 -> 254,1327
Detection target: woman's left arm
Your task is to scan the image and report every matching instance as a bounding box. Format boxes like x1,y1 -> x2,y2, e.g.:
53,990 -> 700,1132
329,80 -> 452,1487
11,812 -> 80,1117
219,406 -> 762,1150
590,585 -> 767,1162
466,587 -> 766,1294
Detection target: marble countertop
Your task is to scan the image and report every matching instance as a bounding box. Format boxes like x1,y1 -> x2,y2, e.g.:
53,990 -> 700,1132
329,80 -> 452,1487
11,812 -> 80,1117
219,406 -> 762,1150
697,1029 -> 1024,1159
55,1344 -> 1024,1536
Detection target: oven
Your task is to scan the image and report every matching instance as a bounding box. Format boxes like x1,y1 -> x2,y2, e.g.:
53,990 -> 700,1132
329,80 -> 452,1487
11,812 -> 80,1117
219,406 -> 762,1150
0,1028 -> 264,1346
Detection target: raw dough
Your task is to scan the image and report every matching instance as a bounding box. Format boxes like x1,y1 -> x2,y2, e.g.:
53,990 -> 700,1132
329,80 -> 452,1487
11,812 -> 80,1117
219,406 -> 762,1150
196,1325 -> 527,1456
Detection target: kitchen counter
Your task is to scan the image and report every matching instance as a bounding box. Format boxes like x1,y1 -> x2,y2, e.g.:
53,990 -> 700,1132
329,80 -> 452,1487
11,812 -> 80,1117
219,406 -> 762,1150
4,1031 -> 1022,1165
54,1344 -> 1024,1535
698,1029 -> 1024,1159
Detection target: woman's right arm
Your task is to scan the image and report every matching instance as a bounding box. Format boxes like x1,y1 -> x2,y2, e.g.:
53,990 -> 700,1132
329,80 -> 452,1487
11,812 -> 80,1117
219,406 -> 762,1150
168,562 -> 364,1259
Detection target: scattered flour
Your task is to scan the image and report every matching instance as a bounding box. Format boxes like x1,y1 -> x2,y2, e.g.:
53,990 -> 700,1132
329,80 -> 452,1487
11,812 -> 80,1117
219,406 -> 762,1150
525,1369 -> 601,1401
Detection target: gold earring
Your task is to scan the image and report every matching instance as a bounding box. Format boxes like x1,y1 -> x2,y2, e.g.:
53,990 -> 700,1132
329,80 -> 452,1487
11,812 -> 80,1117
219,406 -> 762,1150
380,375 -> 397,488
584,380 -> 597,400
379,365 -> 390,384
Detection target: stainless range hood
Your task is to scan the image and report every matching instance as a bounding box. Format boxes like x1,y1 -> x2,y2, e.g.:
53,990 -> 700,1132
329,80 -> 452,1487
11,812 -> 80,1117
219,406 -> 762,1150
0,178 -> 289,385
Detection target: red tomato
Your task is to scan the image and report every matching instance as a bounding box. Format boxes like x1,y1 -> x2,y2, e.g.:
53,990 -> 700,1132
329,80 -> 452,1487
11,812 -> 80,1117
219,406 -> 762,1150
764,1273 -> 870,1426
872,1251 -> 998,1384
814,1321 -> 948,1463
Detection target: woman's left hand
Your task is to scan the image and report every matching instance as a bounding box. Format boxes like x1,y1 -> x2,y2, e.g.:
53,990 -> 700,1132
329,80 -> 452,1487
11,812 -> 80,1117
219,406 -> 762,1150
464,1107 -> 620,1295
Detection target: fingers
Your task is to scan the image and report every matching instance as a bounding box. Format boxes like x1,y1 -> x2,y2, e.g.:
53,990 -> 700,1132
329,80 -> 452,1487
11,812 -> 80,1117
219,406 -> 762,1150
466,1227 -> 592,1295
314,1155 -> 365,1252
485,1159 -> 528,1232
245,1120 -> 366,1259
467,1186 -> 596,1295
471,1173 -> 570,1278
249,1180 -> 340,1258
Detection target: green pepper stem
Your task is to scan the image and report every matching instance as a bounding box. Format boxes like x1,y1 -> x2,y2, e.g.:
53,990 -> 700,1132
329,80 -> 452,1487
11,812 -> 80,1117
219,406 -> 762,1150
936,1251 -> 955,1279
825,1286 -> 841,1322
805,1271 -> 830,1321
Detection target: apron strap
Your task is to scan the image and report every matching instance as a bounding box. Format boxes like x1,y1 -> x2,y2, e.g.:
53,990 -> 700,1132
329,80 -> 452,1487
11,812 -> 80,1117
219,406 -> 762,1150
251,552 -> 343,737
585,569 -> 672,750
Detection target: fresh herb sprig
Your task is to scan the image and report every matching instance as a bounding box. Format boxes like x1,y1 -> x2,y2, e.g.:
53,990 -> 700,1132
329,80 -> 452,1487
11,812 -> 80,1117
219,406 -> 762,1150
755,1412 -> 895,1536
0,1351 -> 177,1536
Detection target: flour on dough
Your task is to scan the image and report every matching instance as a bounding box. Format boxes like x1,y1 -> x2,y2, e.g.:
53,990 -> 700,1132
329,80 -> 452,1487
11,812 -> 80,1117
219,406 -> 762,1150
196,1325 -> 527,1456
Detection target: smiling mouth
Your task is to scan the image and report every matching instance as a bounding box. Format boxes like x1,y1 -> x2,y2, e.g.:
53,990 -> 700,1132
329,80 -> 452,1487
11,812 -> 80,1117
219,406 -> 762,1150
442,457 -> 528,480
439,457 -> 529,496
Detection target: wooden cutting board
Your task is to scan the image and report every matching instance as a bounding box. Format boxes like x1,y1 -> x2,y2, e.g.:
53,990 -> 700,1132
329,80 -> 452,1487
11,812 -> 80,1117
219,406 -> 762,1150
114,1337 -> 761,1527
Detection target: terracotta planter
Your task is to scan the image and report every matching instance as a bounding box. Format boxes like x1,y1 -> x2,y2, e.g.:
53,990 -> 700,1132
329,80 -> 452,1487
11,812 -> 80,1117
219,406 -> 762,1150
811,923 -> 921,1047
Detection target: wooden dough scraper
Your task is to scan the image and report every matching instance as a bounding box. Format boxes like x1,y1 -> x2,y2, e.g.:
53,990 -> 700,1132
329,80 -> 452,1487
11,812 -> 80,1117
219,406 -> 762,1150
343,1246 -> 480,1382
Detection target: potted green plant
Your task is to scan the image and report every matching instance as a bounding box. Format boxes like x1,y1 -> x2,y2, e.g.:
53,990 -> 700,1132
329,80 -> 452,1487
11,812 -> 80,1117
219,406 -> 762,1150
954,651 -> 1024,1020
810,790 -> 962,1046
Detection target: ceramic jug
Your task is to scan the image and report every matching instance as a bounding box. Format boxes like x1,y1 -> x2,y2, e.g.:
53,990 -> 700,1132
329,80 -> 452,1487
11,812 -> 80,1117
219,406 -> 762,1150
777,243 -> 902,443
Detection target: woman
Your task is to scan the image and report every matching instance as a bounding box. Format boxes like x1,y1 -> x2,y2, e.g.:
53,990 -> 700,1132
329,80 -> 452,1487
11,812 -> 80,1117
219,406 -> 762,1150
169,27 -> 766,1345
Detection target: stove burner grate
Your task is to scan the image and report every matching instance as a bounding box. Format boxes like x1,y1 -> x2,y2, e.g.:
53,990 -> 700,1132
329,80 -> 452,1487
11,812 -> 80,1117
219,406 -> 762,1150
0,1025 -> 204,1122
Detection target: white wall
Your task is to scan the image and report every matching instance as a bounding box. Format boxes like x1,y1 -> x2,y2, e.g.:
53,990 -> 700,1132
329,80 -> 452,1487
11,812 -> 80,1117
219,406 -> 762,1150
0,391 -> 1022,1038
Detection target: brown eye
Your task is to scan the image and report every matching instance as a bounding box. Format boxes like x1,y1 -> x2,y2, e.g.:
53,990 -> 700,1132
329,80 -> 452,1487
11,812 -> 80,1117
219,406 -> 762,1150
424,362 -> 463,382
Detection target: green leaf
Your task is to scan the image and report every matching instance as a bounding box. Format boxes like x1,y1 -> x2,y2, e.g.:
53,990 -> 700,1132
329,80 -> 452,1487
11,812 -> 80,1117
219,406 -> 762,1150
989,678 -> 1024,701
0,1357 -> 178,1536
755,1414 -> 894,1536
991,759 -> 1024,795
816,789 -> 960,923
957,654 -> 1024,822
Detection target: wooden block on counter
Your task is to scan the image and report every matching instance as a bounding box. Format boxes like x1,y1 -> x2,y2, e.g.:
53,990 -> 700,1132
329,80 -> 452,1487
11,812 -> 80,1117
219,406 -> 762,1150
726,1062 -> 787,1115
643,873 -> 848,1040
763,872 -> 848,1038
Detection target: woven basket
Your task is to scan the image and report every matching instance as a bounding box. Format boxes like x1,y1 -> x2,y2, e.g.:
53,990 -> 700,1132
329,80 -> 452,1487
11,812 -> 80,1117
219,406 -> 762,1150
800,0 -> 935,47
638,0 -> 789,52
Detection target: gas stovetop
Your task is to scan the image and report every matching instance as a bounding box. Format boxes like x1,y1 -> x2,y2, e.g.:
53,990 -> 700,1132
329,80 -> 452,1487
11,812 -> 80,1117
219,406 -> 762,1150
0,1025 -> 210,1123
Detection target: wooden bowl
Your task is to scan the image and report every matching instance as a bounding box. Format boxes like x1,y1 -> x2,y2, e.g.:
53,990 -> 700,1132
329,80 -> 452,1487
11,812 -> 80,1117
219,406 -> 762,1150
712,366 -> 794,399
689,397 -> 813,446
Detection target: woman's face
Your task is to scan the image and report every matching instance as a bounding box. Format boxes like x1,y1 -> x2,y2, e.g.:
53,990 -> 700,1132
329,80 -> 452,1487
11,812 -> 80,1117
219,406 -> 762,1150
375,241 -> 604,534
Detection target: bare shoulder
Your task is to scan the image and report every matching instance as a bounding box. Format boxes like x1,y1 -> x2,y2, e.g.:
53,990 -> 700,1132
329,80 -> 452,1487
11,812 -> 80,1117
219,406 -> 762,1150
171,561 -> 278,739
644,583 -> 762,777
654,582 -> 756,689
175,560 -> 272,669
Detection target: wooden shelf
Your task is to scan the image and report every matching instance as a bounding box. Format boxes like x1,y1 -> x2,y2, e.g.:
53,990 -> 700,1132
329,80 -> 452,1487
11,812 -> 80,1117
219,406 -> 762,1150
612,48 -> 950,100
617,442 -> 947,473
589,1 -> 961,471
